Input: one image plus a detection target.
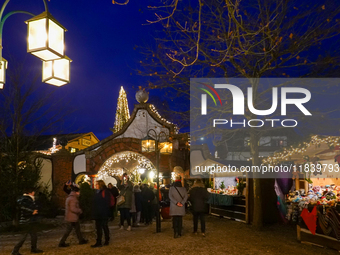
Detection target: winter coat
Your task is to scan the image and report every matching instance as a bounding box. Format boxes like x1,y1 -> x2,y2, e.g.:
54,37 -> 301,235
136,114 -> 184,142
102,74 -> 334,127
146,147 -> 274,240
130,190 -> 136,213
92,188 -> 111,220
141,186 -> 155,204
117,180 -> 133,209
188,184 -> 210,213
108,186 -> 119,199
17,195 -> 38,224
135,192 -> 142,212
150,187 -> 158,205
169,184 -> 188,216
65,191 -> 82,222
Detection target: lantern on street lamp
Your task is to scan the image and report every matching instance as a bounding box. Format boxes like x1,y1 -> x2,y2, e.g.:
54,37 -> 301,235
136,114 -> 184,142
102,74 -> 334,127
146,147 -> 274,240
42,56 -> 71,86
160,141 -> 172,155
0,58 -> 8,88
141,135 -> 156,152
26,11 -> 66,61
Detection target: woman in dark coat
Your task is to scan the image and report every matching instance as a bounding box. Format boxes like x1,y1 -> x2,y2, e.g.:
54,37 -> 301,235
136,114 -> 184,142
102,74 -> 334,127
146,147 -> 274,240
169,179 -> 188,238
141,184 -> 155,225
188,179 -> 210,236
91,180 -> 111,247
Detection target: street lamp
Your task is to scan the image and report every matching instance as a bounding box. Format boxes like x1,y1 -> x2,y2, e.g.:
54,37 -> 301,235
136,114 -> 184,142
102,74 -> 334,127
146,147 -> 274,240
26,11 -> 66,61
42,56 -> 71,86
0,0 -> 70,89
141,129 -> 172,233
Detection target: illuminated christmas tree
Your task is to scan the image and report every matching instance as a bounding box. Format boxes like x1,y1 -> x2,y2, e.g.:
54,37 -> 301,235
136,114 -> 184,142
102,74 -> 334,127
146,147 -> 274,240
113,86 -> 130,133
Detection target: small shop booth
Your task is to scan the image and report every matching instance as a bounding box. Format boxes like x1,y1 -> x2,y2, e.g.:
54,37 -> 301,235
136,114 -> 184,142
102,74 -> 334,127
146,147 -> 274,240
209,170 -> 248,223
190,145 -> 250,223
266,135 -> 340,250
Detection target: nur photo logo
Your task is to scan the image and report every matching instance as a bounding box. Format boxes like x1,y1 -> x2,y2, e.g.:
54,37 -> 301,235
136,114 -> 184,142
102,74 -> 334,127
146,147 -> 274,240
193,79 -> 312,128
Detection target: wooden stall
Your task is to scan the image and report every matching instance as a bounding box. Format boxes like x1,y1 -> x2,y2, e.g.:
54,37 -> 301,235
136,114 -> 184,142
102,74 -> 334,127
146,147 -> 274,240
208,171 -> 249,223
275,136 -> 340,251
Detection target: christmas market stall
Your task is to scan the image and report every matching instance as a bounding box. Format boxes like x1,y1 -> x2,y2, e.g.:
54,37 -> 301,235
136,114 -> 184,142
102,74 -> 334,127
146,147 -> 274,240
264,135 -> 340,250
190,146 -> 250,223
209,170 -> 248,223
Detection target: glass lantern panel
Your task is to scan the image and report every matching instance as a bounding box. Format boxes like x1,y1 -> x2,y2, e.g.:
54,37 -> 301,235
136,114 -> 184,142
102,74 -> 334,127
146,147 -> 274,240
54,58 -> 69,80
42,61 -> 53,80
28,19 -> 47,50
48,19 -> 64,56
0,60 -> 7,85
142,139 -> 155,152
45,78 -> 67,86
31,49 -> 60,61
160,142 -> 173,154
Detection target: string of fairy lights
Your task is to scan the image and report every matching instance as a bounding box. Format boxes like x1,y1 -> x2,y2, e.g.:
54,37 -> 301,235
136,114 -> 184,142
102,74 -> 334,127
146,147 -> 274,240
97,152 -> 155,180
263,135 -> 340,165
149,104 -> 179,134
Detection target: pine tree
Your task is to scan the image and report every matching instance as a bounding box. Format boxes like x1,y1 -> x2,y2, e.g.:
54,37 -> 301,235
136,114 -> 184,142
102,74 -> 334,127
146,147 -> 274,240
113,86 -> 130,133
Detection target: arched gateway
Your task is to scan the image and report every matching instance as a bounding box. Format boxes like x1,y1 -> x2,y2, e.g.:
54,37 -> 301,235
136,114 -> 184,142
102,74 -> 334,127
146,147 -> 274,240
49,89 -> 190,207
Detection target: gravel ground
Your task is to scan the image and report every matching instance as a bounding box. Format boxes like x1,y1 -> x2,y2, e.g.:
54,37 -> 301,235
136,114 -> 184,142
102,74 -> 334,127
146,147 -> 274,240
0,214 -> 338,255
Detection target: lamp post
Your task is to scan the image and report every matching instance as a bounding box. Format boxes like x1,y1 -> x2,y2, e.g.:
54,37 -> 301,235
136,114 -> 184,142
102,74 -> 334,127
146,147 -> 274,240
0,0 -> 71,88
141,129 -> 172,233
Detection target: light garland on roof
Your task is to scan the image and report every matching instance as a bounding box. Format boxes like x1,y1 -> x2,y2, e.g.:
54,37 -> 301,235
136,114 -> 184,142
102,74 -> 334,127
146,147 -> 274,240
149,104 -> 179,134
36,137 -> 61,155
263,135 -> 340,165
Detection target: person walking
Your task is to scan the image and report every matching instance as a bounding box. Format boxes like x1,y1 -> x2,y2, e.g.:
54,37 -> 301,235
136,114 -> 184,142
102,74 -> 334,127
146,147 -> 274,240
59,186 -> 88,247
91,180 -> 111,248
11,187 -> 43,255
117,173 -> 133,230
188,179 -> 210,237
169,178 -> 188,238
107,183 -> 119,221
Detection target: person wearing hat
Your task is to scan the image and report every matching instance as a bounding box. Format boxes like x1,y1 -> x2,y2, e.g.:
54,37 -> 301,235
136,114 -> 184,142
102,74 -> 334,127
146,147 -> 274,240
169,177 -> 188,238
59,186 -> 88,247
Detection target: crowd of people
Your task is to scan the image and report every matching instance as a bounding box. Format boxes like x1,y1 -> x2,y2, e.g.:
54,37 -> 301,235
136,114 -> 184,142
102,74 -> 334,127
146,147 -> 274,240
11,175 -> 210,254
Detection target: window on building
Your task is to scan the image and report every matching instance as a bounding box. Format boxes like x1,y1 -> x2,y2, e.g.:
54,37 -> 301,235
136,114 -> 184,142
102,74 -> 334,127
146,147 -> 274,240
69,147 -> 77,153
244,138 -> 250,147
271,137 -> 287,147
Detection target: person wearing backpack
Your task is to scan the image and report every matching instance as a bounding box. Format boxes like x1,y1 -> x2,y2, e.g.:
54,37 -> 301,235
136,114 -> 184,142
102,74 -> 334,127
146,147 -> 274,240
169,178 -> 188,238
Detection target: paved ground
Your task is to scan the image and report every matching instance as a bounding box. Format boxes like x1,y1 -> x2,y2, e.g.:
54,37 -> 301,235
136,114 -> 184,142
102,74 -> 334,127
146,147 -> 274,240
0,214 -> 337,255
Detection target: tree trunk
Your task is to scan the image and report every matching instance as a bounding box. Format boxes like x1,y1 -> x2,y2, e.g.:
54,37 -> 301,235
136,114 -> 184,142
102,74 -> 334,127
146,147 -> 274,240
250,130 -> 262,229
